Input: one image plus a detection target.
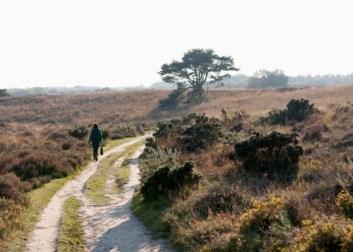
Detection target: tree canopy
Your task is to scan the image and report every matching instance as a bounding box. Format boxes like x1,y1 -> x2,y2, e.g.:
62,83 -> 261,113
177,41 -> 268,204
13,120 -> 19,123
158,48 -> 240,90
247,69 -> 289,89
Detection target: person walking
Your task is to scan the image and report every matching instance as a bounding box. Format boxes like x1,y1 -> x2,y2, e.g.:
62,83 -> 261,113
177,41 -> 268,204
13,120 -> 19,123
88,123 -> 102,161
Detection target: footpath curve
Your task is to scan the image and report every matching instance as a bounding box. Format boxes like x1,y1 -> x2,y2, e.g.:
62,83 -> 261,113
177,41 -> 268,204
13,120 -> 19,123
82,145 -> 176,252
26,135 -> 149,252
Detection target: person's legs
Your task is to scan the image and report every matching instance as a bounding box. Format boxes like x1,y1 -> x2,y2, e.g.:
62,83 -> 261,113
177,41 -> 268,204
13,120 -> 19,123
93,142 -> 99,161
92,146 -> 96,160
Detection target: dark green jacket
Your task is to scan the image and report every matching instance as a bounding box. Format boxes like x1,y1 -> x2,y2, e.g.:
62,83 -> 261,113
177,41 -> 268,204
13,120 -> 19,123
88,128 -> 102,144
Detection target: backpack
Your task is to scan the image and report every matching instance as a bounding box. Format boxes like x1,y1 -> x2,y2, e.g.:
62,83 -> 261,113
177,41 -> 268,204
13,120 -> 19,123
92,129 -> 100,143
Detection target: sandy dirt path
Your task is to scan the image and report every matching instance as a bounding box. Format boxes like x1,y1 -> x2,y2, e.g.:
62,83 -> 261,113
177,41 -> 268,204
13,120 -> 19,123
82,145 -> 176,252
25,135 -> 149,252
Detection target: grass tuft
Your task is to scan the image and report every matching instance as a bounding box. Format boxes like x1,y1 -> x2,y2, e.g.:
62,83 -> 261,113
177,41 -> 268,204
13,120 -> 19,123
57,196 -> 84,252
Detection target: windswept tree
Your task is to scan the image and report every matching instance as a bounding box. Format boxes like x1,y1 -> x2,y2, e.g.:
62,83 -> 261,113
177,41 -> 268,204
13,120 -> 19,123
248,69 -> 290,89
158,49 -> 240,92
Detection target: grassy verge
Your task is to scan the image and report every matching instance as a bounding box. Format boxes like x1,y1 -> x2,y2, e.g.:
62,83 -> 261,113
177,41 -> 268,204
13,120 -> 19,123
2,158 -> 90,252
86,139 -> 146,205
131,188 -> 172,234
57,196 -> 84,252
131,153 -> 172,237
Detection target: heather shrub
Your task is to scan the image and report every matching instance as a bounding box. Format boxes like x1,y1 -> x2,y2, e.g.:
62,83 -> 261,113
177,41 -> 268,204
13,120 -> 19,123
47,130 -> 67,140
268,98 -> 318,125
63,149 -> 86,166
113,123 -> 137,137
1,150 -> 76,182
0,173 -> 31,200
140,147 -> 178,182
21,131 -> 34,137
101,128 -> 111,141
292,218 -> 353,251
110,133 -> 124,140
68,124 -> 89,140
29,175 -> 53,189
141,161 -> 202,199
60,137 -> 86,151
134,123 -> 145,135
340,132 -> 353,147
0,198 -> 24,240
61,142 -> 72,150
179,114 -> 223,152
303,123 -> 329,141
154,121 -> 183,140
0,140 -> 18,155
337,191 -> 353,218
234,131 -> 304,177
193,184 -> 250,218
327,102 -> 353,113
221,107 -> 250,132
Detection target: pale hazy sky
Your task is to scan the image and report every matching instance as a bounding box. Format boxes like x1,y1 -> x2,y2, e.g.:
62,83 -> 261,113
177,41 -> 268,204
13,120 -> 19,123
0,0 -> 352,89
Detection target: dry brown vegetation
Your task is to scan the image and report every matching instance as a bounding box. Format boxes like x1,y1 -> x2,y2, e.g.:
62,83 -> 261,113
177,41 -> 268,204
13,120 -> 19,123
1,85 -> 353,127
2,84 -> 353,251
132,88 -> 353,251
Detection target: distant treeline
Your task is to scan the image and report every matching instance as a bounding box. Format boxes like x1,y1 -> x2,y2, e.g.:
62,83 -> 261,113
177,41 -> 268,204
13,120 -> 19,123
222,73 -> 353,87
7,85 -> 146,96
5,73 -> 353,96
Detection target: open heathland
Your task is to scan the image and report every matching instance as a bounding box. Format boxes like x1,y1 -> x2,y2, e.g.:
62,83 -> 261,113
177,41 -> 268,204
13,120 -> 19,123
132,93 -> 353,251
1,85 -> 353,126
0,118 -> 153,250
2,84 -> 353,251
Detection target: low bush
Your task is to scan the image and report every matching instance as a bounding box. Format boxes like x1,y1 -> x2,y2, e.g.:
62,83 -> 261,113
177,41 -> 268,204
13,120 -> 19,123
21,131 -> 34,137
179,114 -> 223,152
47,130 -> 67,140
268,98 -> 318,125
221,108 -> 250,132
292,218 -> 353,251
303,123 -> 329,141
327,102 -> 353,113
140,161 -> 202,199
337,191 -> 353,218
113,123 -> 137,137
68,124 -> 89,140
140,147 -> 178,182
0,197 -> 24,240
193,184 -> 250,218
154,121 -> 183,140
61,142 -> 72,150
101,128 -> 111,141
0,173 -> 31,200
234,131 -> 304,177
340,132 -> 353,147
110,133 -> 124,140
0,148 -> 86,189
134,123 -> 145,135
145,137 -> 158,151
226,196 -> 293,251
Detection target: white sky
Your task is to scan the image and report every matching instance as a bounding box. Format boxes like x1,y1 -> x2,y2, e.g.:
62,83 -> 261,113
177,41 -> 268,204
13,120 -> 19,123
0,0 -> 352,89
